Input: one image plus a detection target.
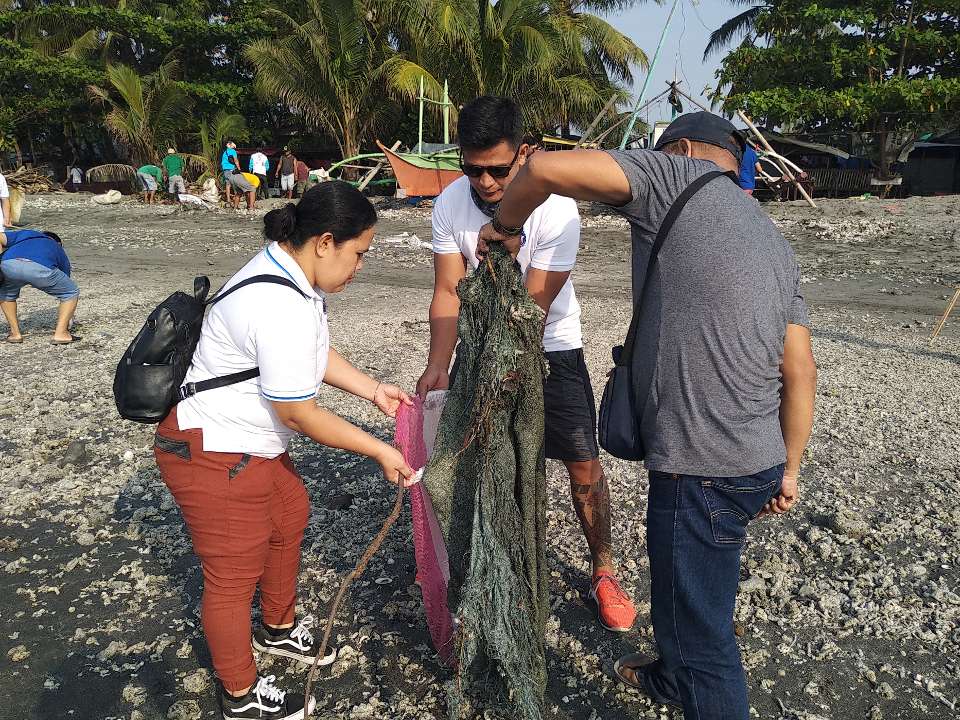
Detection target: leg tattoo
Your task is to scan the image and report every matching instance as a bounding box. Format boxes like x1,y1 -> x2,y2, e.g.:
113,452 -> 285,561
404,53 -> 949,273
567,460 -> 613,572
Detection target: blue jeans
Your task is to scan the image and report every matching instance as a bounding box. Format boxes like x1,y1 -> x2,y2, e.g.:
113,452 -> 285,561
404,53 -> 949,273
645,465 -> 784,720
0,258 -> 79,301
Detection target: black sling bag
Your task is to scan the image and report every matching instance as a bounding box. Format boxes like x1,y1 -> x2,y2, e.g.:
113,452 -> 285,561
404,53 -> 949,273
598,170 -> 738,460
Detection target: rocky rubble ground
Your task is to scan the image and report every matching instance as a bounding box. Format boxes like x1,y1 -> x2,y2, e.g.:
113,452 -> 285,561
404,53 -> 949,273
1,192 -> 958,719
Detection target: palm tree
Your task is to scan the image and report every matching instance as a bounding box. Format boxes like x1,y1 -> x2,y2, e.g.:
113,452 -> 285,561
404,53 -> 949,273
243,0 -> 441,160
702,1 -> 771,61
87,60 -> 193,165
427,0 -> 646,134
190,111 -> 249,183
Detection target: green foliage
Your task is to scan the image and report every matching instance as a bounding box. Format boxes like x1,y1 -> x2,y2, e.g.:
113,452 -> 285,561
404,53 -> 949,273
88,60 -> 193,165
0,0 -> 648,164
712,1 -> 960,174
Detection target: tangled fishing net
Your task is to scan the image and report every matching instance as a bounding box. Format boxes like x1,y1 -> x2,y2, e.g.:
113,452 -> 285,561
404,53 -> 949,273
414,245 -> 549,719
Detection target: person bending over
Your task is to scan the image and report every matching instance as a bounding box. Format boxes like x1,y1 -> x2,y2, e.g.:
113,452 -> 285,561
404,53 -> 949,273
0,229 -> 80,344
154,182 -> 414,720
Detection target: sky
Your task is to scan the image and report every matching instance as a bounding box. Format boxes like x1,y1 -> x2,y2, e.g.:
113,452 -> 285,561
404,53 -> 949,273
605,0 -> 737,126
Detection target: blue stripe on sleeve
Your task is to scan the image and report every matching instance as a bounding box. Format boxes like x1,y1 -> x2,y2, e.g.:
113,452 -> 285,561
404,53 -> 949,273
261,390 -> 316,401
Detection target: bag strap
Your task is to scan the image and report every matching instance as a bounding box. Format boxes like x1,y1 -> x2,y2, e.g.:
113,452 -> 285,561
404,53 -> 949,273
179,274 -> 310,400
205,273 -> 308,306
620,170 -> 738,362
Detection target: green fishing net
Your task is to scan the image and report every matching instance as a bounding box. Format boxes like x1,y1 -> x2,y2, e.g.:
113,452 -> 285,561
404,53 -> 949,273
422,245 -> 549,720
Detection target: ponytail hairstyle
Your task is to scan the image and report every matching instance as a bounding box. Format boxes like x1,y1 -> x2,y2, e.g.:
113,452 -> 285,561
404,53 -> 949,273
263,181 -> 377,248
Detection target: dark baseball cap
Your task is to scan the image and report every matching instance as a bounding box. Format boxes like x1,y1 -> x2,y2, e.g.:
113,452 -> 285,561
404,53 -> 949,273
654,111 -> 746,164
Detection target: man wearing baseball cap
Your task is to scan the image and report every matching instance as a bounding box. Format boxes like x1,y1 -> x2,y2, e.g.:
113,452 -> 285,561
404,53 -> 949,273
476,111 -> 817,720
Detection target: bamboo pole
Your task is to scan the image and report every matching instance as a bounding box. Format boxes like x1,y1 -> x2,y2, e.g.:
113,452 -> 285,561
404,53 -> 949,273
620,0 -> 680,150
929,287 -> 960,346
590,88 -> 673,148
418,76 -> 425,153
736,110 -> 818,209
357,141 -> 401,191
443,80 -> 450,145
575,93 -> 619,149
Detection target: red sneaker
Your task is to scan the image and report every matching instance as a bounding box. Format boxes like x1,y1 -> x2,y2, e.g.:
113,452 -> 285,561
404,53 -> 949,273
589,572 -> 637,633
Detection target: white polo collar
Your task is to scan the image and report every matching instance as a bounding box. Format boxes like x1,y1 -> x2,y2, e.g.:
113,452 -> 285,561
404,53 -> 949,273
264,242 -> 325,303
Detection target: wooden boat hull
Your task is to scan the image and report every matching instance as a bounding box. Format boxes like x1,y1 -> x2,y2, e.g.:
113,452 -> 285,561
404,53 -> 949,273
376,141 -> 462,197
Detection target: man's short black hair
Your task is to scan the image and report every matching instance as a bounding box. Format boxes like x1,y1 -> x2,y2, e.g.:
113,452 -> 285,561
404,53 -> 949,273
457,96 -> 524,151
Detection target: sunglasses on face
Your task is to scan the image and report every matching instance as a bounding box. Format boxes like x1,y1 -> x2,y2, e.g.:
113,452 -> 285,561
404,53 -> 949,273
460,144 -> 523,179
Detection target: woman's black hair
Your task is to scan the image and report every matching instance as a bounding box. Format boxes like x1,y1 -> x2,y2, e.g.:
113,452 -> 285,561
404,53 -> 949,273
263,180 -> 377,248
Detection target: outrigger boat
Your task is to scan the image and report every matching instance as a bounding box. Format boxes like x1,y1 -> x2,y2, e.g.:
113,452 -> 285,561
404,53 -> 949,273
329,78 -> 463,197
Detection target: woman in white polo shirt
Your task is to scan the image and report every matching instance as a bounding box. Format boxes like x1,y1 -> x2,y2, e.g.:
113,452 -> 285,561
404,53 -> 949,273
154,182 -> 413,720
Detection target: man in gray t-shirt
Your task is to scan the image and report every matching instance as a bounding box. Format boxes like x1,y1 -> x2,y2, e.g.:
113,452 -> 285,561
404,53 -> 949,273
476,112 -> 817,720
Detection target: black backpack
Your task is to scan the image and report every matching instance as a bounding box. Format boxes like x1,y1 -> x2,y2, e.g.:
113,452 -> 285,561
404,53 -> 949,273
113,274 -> 306,423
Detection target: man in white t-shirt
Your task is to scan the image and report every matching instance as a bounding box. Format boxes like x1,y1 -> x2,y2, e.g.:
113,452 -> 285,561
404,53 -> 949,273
416,96 -> 637,633
248,147 -> 270,200
0,172 -> 9,228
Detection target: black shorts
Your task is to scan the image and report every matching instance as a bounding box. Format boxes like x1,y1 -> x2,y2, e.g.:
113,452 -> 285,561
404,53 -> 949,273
543,349 -> 600,462
449,347 -> 599,463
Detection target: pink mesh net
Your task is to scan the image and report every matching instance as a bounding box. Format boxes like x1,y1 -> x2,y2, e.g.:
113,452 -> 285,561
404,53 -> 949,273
395,396 -> 455,663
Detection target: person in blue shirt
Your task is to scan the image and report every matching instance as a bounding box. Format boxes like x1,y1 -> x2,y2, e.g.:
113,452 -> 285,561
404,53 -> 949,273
220,140 -> 255,209
0,229 -> 80,344
739,141 -> 761,194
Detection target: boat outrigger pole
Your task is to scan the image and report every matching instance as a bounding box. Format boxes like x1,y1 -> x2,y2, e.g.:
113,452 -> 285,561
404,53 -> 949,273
619,0 -> 680,150
418,77 -> 454,152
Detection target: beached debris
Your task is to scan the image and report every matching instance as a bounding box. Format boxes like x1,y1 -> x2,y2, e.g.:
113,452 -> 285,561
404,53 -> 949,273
4,165 -> 58,193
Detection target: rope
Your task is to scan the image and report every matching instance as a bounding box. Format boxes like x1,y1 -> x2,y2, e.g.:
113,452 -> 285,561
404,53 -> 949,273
302,481 -> 406,720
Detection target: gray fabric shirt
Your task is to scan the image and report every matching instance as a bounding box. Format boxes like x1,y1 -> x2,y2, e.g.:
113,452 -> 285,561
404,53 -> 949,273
607,150 -> 809,477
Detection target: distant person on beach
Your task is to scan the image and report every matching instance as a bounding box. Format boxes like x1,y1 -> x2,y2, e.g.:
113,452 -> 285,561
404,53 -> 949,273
0,171 -> 9,227
0,229 -> 80,344
249,146 -> 271,200
276,147 -> 296,199
739,141 -> 761,195
136,164 -> 163,204
67,166 -> 84,189
477,111 -> 817,720
294,158 -> 310,197
163,148 -> 186,199
221,141 -> 255,210
153,182 -> 414,720
417,95 -> 638,634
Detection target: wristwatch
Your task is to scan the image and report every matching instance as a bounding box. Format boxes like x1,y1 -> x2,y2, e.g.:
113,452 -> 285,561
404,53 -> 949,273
492,212 -> 523,237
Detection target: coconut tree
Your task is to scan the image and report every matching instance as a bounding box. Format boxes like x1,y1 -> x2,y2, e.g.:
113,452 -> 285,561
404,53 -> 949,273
425,0 -> 646,134
87,60 -> 193,165
243,0 -> 442,160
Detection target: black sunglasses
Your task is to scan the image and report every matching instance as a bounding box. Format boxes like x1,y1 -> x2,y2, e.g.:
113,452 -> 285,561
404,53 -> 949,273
460,144 -> 523,179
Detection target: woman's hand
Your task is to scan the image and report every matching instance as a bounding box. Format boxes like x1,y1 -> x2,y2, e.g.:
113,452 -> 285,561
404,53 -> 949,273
376,443 -> 416,486
373,383 -> 413,418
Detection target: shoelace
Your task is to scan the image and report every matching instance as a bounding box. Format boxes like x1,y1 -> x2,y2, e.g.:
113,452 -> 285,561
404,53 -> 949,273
253,675 -> 285,706
289,615 -> 315,649
594,575 -> 630,607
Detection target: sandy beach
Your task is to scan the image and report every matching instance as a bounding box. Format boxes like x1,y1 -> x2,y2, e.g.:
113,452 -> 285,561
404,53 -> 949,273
1,192 -> 958,720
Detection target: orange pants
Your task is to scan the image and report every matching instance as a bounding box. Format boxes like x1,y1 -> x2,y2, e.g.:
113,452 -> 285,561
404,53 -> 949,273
154,408 -> 309,691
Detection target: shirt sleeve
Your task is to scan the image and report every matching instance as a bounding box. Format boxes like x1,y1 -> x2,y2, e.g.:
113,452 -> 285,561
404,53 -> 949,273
528,196 -> 580,272
0,175 -> 8,199
789,260 -> 810,327
252,296 -> 323,402
605,150 -> 697,239
431,192 -> 460,254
